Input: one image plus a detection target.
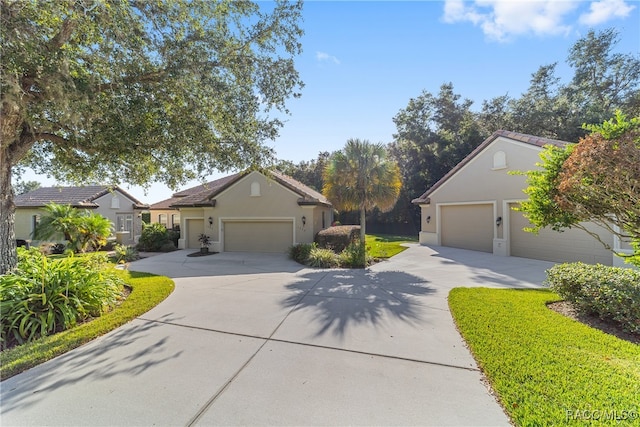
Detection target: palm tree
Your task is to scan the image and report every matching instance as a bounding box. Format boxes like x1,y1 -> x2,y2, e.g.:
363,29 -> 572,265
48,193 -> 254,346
76,212 -> 113,253
33,203 -> 82,248
323,138 -> 402,245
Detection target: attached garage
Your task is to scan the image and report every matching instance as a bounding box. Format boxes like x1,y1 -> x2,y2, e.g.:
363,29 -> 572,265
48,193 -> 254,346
223,220 -> 294,253
440,204 -> 493,253
509,205 -> 613,265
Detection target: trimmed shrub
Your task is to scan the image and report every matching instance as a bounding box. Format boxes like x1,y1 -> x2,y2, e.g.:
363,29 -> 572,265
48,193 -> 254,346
289,243 -> 316,264
0,248 -> 124,349
307,248 -> 340,268
545,262 -> 640,333
315,225 -> 360,252
137,223 -> 170,252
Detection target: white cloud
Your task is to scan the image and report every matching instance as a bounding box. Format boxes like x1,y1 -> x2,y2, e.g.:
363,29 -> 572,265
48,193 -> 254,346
316,51 -> 340,65
579,0 -> 635,25
443,0 -> 581,42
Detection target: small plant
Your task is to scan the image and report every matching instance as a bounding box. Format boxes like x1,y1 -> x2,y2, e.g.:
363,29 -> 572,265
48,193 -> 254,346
307,247 -> 339,268
338,242 -> 371,268
198,234 -> 211,247
113,244 -> 139,263
288,243 -> 316,264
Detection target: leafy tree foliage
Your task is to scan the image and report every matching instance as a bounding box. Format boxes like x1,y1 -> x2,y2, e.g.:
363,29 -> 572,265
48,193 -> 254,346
519,112 -> 640,267
13,180 -> 41,195
323,139 -> 401,246
276,151 -> 331,192
0,0 -> 304,273
389,83 -> 484,230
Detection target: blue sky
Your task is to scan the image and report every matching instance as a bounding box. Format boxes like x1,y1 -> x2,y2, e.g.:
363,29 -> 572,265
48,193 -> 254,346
20,0 -> 640,203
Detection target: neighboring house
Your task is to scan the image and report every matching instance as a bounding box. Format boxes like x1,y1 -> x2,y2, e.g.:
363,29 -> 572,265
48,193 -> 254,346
412,130 -> 632,267
14,185 -> 149,246
170,170 -> 333,253
148,197 -> 181,230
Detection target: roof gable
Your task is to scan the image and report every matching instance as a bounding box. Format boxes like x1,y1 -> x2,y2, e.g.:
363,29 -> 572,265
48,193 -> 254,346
170,170 -> 331,208
14,185 -> 148,209
412,130 -> 569,204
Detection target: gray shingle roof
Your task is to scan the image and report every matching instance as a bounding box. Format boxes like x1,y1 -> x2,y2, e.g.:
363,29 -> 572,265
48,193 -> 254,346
411,130 -> 570,204
14,185 -> 148,209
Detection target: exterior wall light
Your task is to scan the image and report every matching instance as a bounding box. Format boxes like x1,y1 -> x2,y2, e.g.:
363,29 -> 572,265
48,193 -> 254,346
302,216 -> 306,226
208,216 -> 213,226
496,216 -> 502,227
426,215 -> 431,224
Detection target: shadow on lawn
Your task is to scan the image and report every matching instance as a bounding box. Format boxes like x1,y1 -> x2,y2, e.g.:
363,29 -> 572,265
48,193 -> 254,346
282,269 -> 436,338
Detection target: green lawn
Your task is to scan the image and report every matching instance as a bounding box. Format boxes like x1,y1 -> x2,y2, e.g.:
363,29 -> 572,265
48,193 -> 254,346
449,288 -> 640,426
366,234 -> 418,259
0,269 -> 174,380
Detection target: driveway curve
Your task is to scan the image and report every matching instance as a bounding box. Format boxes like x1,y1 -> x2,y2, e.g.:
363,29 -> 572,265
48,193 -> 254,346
0,245 -> 554,426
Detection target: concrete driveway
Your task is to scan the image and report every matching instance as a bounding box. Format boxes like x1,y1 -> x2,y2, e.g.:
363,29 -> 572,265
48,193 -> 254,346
0,245 -> 555,426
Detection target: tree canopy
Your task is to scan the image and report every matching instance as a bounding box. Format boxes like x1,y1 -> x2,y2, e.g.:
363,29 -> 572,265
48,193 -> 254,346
0,0 -> 304,273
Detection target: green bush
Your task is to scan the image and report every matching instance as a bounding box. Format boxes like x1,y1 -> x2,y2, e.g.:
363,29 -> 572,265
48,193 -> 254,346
113,244 -> 139,263
137,223 -> 171,252
545,262 -> 640,333
315,225 -> 360,252
338,242 -> 371,268
288,242 -> 316,264
307,247 -> 339,268
0,248 -> 124,349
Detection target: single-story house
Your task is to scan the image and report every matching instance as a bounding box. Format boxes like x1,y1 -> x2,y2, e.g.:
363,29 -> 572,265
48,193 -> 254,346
170,170 -> 333,253
412,130 -> 632,267
14,185 -> 149,246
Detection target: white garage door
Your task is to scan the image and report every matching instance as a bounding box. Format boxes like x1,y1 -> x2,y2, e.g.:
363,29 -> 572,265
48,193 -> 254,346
224,221 -> 294,253
509,205 -> 613,265
441,204 -> 493,253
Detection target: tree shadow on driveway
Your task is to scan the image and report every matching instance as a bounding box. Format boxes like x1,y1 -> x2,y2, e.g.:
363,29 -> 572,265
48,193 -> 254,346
281,269 -> 436,339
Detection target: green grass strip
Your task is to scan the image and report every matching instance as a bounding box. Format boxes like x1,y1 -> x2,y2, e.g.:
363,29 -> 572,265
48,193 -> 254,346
449,288 -> 640,426
0,270 -> 174,380
366,234 -> 417,259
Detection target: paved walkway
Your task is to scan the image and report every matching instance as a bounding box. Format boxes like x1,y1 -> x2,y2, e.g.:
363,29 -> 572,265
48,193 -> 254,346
0,245 -> 555,426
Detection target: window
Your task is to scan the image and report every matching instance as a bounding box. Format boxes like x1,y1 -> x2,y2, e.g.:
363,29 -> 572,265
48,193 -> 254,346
250,181 -> 261,197
171,214 -> 180,230
116,214 -> 133,238
111,196 -> 120,209
158,214 -> 168,227
493,151 -> 507,169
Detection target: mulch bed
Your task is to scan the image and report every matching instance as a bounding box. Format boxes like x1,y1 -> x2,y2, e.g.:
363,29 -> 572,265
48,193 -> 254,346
548,301 -> 640,345
186,251 -> 219,257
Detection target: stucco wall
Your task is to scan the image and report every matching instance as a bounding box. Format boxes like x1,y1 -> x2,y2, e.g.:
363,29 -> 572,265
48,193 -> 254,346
177,171 -> 330,250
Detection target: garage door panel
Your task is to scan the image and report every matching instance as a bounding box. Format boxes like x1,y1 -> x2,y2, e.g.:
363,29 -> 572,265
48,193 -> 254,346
441,205 -> 493,253
224,221 -> 293,253
509,205 -> 612,265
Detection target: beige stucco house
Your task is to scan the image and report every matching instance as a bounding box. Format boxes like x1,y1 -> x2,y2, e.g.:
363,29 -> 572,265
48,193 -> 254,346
170,170 -> 333,253
14,185 -> 148,246
148,197 -> 181,230
412,130 -> 631,267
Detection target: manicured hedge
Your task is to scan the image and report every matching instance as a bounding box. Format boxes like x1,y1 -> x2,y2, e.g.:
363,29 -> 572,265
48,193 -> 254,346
315,225 -> 360,252
545,262 -> 640,333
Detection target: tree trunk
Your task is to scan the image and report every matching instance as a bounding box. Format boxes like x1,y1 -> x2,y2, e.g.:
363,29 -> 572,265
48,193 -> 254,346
359,207 -> 366,244
0,145 -> 17,274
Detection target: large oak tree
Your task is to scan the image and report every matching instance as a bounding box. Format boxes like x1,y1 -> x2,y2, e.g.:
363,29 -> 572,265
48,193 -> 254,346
0,0 -> 304,273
